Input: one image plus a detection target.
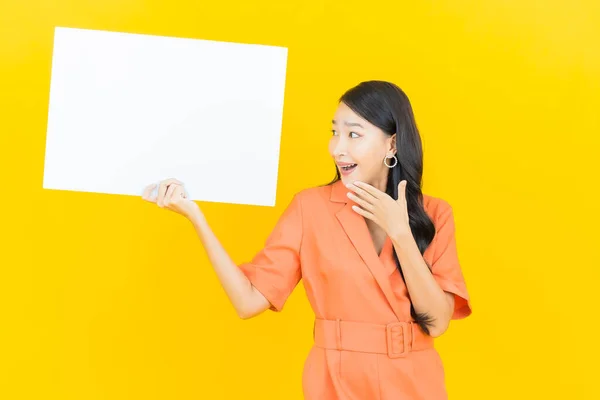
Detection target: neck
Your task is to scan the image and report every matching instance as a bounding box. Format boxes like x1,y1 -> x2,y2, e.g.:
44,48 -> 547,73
365,173 -> 388,235
371,172 -> 388,193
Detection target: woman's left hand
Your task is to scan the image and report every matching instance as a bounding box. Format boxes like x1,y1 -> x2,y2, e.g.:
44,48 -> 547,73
346,180 -> 412,240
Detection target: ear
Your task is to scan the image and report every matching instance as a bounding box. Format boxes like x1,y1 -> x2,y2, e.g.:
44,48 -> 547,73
389,133 -> 397,154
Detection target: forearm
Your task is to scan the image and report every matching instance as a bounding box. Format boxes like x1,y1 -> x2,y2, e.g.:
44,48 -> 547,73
391,233 -> 453,337
189,211 -> 269,318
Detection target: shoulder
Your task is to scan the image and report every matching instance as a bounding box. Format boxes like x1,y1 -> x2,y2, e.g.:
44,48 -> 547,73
291,183 -> 334,204
273,184 -> 333,218
422,193 -> 454,226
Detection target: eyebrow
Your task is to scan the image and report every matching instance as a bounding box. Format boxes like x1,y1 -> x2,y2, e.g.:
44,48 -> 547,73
332,119 -> 365,129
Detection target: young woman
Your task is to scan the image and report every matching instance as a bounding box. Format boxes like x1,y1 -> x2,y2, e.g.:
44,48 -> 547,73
142,80 -> 472,399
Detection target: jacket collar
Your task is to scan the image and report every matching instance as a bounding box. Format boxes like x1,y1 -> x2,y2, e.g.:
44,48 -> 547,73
329,179 -> 404,321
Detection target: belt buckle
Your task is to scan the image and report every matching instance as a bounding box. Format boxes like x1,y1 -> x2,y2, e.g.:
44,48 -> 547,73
386,321 -> 411,359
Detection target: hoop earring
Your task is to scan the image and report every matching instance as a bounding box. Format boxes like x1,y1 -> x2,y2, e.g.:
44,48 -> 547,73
384,154 -> 398,168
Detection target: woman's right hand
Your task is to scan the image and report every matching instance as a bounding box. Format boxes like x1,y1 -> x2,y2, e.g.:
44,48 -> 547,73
142,178 -> 203,223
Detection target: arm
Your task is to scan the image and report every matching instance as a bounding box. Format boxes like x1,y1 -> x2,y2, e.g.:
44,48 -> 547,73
142,178 -> 270,319
391,233 -> 454,337
190,211 -> 271,319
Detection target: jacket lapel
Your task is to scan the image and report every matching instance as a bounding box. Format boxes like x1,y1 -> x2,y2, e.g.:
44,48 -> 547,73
330,180 -> 404,321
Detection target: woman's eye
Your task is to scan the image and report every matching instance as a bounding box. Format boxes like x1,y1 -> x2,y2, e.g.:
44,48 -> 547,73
331,130 -> 359,138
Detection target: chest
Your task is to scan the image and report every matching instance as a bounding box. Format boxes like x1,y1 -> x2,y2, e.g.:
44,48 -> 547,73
366,222 -> 387,256
299,211 -> 392,281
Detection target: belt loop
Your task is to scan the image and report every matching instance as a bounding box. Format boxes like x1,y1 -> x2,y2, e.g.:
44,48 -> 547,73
335,318 -> 342,351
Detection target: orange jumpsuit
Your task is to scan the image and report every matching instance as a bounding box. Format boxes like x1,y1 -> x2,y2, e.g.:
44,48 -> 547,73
239,180 -> 472,399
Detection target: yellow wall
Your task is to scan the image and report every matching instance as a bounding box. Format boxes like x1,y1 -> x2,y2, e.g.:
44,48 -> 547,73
1,0 -> 598,398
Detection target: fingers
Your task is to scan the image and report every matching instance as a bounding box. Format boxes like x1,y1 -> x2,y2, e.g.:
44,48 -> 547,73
397,180 -> 407,203
157,181 -> 171,207
143,178 -> 185,207
163,182 -> 178,207
142,183 -> 157,202
351,204 -> 375,221
347,192 -> 374,211
163,178 -> 184,186
346,182 -> 379,203
163,181 -> 188,207
397,180 -> 407,193
157,178 -> 184,207
172,184 -> 186,200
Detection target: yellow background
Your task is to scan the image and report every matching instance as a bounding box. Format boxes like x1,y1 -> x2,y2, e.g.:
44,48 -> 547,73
1,0 -> 598,398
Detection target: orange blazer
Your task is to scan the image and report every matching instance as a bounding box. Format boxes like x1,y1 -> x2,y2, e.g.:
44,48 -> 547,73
239,179 -> 472,399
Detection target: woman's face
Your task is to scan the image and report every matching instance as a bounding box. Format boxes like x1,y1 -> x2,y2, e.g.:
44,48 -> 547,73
329,102 -> 396,189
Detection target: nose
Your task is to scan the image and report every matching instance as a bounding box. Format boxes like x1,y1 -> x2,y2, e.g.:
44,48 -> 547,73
331,136 -> 348,158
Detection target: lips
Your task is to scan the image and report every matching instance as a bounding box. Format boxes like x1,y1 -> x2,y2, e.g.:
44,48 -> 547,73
337,163 -> 357,175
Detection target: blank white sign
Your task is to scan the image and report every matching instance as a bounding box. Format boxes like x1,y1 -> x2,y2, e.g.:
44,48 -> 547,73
43,27 -> 288,207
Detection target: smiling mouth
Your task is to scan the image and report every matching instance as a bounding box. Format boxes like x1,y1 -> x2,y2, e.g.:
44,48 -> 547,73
339,164 -> 357,174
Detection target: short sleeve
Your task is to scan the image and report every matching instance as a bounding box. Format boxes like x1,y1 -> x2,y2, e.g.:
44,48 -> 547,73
430,202 -> 472,320
238,193 -> 303,312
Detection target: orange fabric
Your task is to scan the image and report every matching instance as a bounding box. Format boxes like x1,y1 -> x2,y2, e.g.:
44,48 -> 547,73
239,180 -> 472,399
313,319 -> 433,356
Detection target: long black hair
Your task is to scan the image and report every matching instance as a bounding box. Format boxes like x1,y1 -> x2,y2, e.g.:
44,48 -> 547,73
328,80 -> 437,335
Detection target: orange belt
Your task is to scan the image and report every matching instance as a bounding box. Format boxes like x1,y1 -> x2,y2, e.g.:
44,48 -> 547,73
313,318 -> 434,359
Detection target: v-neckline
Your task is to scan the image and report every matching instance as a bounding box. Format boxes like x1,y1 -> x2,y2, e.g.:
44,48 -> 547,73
332,179 -> 405,320
366,222 -> 391,259
378,235 -> 392,259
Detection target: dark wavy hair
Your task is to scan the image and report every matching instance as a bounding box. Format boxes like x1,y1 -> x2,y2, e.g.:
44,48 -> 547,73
328,80 -> 437,335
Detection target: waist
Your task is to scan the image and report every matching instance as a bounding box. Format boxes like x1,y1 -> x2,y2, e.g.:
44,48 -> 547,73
313,318 -> 434,359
